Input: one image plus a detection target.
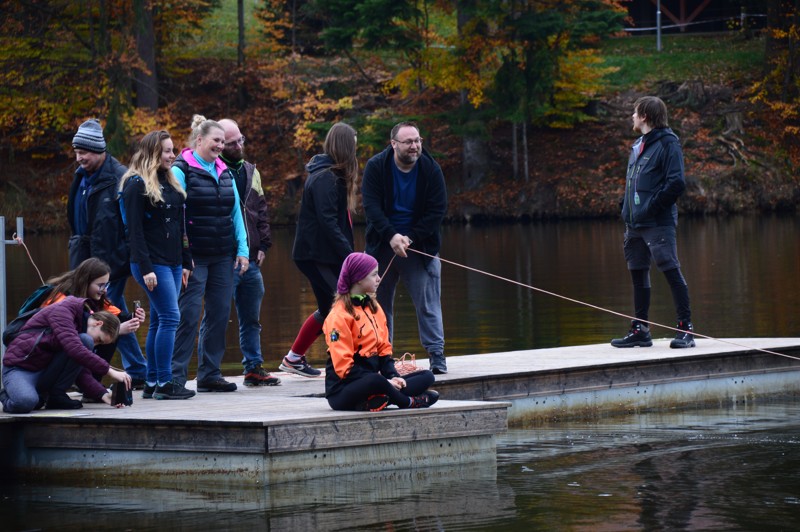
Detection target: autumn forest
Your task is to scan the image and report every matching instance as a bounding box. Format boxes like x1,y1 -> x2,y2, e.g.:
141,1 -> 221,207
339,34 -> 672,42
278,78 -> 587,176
1,0 -> 798,229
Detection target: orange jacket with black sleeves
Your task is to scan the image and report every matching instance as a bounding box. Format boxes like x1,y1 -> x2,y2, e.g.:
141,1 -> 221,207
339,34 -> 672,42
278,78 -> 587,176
323,296 -> 399,397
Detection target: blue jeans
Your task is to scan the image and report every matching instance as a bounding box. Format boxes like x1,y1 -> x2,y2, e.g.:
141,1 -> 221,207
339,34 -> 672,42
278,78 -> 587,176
106,277 -> 147,380
376,249 -> 445,355
233,265 -> 265,373
131,263 -> 182,385
172,256 -> 235,386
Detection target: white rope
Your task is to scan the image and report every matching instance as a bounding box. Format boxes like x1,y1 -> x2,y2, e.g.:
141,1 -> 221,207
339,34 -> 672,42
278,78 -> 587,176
404,248 -> 800,363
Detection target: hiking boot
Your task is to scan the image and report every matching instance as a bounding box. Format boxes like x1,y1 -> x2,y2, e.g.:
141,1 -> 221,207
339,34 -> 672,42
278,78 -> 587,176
358,394 -> 390,412
429,352 -> 447,374
611,321 -> 653,348
142,384 -> 156,399
409,390 -> 440,409
670,320 -> 696,349
131,378 -> 146,391
196,377 -> 237,392
279,355 -> 321,377
46,393 -> 83,410
154,381 -> 196,400
244,366 -> 281,387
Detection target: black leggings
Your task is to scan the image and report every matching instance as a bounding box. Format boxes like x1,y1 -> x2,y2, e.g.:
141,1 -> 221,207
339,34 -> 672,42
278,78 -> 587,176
295,260 -> 341,322
327,370 -> 435,411
630,267 -> 691,323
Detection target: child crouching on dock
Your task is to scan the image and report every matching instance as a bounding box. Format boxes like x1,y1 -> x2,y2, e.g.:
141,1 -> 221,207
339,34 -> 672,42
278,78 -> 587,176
324,252 -> 439,412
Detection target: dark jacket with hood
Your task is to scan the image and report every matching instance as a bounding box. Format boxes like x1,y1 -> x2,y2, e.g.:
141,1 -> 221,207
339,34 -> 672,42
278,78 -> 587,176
66,154 -> 130,280
292,154 -> 354,266
622,127 -> 686,228
221,156 -> 272,262
362,145 -> 447,264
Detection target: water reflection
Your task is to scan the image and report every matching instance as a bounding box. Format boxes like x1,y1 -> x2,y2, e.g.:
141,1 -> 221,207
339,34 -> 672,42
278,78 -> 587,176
2,400 -> 799,530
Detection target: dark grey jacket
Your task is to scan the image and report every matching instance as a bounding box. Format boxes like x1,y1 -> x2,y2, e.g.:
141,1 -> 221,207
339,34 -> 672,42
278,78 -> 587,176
66,154 -> 130,280
622,128 -> 686,228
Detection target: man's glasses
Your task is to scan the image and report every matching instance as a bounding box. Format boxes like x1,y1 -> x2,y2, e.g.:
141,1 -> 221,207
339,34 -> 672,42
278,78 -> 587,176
393,137 -> 423,147
225,136 -> 246,148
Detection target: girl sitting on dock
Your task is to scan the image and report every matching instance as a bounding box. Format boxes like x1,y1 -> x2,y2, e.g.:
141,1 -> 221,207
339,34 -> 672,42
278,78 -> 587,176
323,252 -> 439,411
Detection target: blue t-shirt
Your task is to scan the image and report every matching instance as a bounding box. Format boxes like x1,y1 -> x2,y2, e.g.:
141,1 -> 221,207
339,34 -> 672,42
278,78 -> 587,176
389,158 -> 417,234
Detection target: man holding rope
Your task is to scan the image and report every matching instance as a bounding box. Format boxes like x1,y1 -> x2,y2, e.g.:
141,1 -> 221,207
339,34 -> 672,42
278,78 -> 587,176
362,122 -> 449,373
612,96 -> 695,349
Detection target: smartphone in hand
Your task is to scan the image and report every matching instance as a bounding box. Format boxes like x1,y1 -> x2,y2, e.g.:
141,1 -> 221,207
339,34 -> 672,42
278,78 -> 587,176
111,382 -> 133,406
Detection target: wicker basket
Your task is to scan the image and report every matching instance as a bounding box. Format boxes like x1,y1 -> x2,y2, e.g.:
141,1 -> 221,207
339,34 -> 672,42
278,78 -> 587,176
393,352 -> 418,376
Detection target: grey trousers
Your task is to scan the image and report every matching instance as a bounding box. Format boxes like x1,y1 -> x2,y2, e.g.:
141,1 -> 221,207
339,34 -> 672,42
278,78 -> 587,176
376,248 -> 445,356
172,256 -> 235,386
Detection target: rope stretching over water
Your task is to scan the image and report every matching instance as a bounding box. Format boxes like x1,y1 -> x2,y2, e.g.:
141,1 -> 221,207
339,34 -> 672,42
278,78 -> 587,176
398,248 -> 800,363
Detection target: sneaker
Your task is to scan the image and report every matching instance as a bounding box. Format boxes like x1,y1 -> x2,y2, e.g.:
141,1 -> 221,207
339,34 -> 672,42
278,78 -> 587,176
131,378 -> 146,391
670,321 -> 696,349
429,352 -> 447,374
611,320 -> 653,348
142,384 -> 156,399
409,390 -> 440,409
358,394 -> 390,412
244,366 -> 282,387
46,393 -> 83,410
196,377 -> 237,393
154,381 -> 196,400
279,355 -> 321,377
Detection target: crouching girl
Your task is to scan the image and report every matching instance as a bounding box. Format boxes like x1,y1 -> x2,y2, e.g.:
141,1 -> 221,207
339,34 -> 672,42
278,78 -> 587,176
323,252 -> 438,411
0,296 -> 131,413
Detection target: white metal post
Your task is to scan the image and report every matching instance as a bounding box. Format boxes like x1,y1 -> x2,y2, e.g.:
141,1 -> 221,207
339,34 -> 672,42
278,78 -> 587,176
657,0 -> 662,52
1,216 -> 25,362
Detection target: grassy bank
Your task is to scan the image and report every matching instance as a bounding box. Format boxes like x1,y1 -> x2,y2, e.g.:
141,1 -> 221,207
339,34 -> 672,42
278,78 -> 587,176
600,32 -> 764,91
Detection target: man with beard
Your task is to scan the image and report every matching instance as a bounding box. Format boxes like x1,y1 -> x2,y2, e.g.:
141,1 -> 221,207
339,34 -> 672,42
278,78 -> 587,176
219,119 -> 281,386
362,122 -> 449,374
67,119 -> 147,388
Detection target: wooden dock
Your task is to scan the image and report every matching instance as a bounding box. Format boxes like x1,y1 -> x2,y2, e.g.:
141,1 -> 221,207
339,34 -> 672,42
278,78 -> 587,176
2,337 -> 799,485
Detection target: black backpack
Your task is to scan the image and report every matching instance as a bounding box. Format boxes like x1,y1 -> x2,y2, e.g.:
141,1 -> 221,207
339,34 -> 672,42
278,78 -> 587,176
2,307 -> 50,348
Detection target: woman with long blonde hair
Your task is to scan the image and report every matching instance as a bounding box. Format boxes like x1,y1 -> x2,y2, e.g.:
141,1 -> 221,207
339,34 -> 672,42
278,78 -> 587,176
120,130 -> 195,400
280,122 -> 358,377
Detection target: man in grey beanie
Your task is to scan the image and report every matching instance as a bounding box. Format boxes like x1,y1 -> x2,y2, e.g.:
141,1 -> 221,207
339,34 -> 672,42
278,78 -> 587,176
66,118 -> 147,388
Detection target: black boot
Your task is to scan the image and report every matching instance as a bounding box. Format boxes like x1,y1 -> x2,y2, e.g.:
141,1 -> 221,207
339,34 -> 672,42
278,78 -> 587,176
670,321 -> 696,348
46,393 -> 83,410
611,320 -> 653,348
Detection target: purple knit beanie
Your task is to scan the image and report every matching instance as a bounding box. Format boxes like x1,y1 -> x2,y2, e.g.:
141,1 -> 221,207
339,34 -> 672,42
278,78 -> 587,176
337,252 -> 378,294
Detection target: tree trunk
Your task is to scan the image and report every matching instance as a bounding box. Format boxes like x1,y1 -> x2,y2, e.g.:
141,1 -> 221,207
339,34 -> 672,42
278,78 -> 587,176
457,0 -> 489,190
134,0 -> 158,112
512,122 -> 518,180
236,0 -> 248,107
522,121 -> 529,182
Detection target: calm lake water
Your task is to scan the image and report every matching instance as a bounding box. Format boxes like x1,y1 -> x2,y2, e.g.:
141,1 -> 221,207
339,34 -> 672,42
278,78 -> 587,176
1,215 -> 799,530
3,215 -> 800,371
2,400 -> 799,530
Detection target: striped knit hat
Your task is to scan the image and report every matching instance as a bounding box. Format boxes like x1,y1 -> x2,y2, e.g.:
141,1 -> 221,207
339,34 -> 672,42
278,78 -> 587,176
72,119 -> 107,153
